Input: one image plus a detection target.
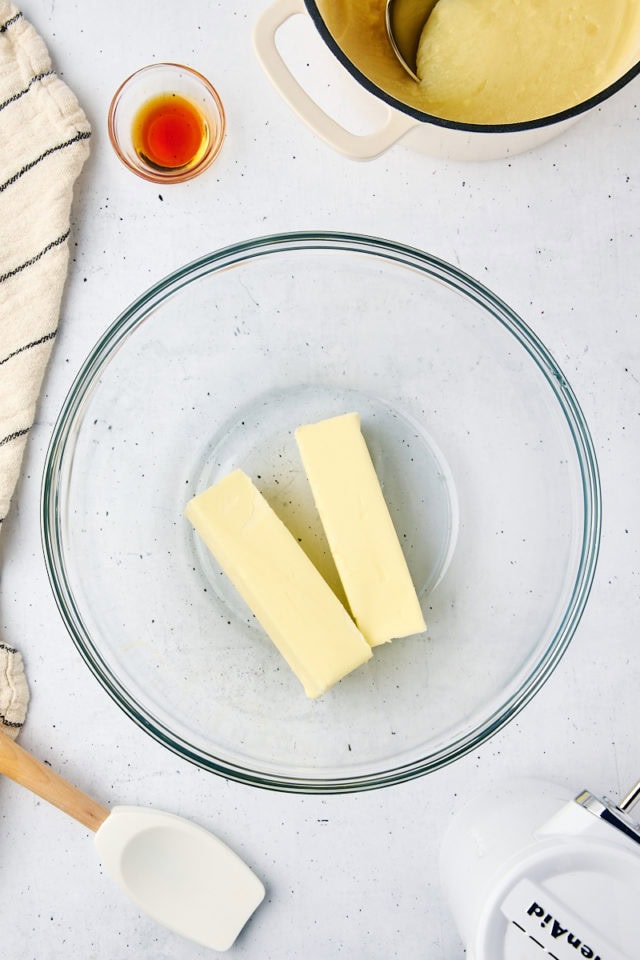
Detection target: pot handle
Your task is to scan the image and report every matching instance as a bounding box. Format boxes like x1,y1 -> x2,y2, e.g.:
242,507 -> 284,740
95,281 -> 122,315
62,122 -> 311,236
253,0 -> 417,160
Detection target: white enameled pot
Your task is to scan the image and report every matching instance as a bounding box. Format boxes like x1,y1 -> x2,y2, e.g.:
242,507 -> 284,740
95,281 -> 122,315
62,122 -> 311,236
253,0 -> 640,161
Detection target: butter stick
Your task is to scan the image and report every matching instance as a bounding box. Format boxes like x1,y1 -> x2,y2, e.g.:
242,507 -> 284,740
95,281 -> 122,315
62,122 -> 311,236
295,413 -> 426,646
185,469 -> 372,699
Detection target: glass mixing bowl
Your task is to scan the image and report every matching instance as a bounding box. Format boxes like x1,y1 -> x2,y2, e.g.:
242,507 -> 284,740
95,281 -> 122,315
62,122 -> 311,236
41,233 -> 600,793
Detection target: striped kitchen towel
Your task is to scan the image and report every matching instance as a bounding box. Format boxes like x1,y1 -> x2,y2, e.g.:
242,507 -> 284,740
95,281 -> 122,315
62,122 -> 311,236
0,641 -> 28,737
0,1 -> 91,736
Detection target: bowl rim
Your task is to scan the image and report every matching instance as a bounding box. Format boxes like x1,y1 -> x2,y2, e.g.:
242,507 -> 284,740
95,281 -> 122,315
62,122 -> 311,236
303,0 -> 640,133
41,231 -> 602,794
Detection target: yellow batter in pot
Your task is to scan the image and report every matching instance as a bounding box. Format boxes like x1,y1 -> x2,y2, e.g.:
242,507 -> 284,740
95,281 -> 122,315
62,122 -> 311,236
317,0 -> 640,124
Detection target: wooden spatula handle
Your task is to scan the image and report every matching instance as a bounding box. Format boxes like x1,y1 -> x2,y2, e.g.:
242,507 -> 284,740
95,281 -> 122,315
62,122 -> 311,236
0,728 -> 109,832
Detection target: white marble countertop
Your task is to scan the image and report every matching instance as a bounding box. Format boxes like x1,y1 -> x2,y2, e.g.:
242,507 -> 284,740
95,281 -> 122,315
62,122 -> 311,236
1,2 -> 639,957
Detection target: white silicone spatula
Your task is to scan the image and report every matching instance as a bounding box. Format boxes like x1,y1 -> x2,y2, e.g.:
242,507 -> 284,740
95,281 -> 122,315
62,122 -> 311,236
0,729 -> 265,951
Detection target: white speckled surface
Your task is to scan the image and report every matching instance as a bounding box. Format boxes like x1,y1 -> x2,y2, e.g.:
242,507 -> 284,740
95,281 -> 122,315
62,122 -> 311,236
1,2 -> 639,957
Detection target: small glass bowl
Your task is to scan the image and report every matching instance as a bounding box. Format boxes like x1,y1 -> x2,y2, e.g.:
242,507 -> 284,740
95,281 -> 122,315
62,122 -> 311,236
108,63 -> 226,184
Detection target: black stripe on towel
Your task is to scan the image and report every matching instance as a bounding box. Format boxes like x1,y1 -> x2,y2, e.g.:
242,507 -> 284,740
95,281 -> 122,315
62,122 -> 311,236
0,427 -> 29,448
0,642 -> 18,654
0,230 -> 69,285
0,12 -> 22,32
0,70 -> 54,113
0,711 -> 24,729
0,129 -> 91,194
0,328 -> 57,366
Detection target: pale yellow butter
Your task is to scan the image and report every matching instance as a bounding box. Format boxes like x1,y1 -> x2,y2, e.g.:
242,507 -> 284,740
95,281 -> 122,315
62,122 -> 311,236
416,0 -> 637,125
295,413 -> 426,647
185,469 -> 372,699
